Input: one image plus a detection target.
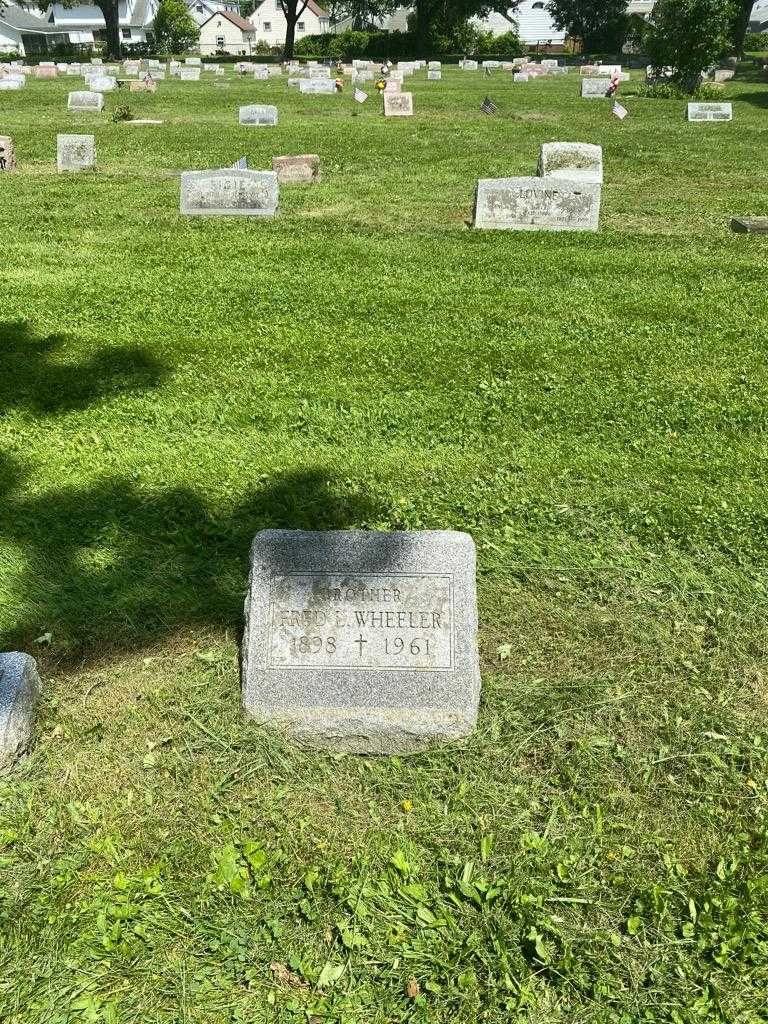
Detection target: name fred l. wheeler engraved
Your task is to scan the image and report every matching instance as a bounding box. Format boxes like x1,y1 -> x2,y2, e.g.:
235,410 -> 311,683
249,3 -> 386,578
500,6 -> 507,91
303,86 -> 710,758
267,573 -> 454,671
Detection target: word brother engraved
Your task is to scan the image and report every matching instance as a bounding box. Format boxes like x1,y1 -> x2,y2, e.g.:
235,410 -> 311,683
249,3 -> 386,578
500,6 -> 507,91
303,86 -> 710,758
242,530 -> 480,752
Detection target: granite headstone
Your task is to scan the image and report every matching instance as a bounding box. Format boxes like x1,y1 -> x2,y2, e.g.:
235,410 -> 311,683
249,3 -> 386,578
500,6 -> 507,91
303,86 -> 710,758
242,529 -> 481,753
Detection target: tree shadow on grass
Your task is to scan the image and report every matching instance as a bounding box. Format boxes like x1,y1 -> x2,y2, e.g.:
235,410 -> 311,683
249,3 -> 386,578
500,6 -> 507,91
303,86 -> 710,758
0,320 -> 167,415
0,451 -> 389,665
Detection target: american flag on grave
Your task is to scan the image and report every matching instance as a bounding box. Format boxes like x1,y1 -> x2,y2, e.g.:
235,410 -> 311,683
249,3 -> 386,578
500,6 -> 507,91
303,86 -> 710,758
612,101 -> 628,120
481,96 -> 498,115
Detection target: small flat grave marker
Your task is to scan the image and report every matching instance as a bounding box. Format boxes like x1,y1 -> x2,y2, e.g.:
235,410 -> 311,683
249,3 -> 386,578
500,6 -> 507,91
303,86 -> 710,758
272,153 -> 320,183
242,529 -> 481,753
730,217 -> 768,233
687,102 -> 732,122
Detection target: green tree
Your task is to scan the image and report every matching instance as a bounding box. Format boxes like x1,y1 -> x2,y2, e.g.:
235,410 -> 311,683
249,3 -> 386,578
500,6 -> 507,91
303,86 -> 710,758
546,0 -> 628,51
645,0 -> 735,93
240,0 -> 257,16
731,0 -> 754,55
153,0 -> 200,54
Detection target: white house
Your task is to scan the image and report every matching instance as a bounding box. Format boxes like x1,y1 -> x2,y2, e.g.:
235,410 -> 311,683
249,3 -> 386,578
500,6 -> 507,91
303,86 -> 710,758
198,9 -> 256,54
21,0 -> 159,46
186,0 -> 241,29
474,0 -> 566,44
749,0 -> 768,29
249,0 -> 329,49
0,5 -> 66,54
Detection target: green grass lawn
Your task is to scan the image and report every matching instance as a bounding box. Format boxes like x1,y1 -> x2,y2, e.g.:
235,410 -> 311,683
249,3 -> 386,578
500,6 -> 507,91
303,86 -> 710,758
1,63 -> 767,1023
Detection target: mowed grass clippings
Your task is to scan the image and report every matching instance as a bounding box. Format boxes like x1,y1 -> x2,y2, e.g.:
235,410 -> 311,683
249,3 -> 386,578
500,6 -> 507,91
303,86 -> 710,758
1,65 -> 768,1023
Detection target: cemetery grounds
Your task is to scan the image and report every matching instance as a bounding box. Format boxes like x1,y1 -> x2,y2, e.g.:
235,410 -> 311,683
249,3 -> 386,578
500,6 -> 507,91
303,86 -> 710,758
1,64 -> 767,1023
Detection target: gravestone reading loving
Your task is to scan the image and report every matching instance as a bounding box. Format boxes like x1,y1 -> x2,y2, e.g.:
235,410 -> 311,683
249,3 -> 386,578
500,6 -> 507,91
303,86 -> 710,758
687,102 -> 732,122
538,142 -> 603,183
180,168 -> 278,217
239,104 -> 278,126
242,529 -> 481,753
271,153 -> 320,183
383,92 -> 413,117
0,653 -> 41,770
57,134 -> 96,173
474,177 -> 601,232
68,90 -> 104,113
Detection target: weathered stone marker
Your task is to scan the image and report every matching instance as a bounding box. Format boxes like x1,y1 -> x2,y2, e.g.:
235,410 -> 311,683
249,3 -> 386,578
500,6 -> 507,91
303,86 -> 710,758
68,90 -> 105,113
730,217 -> 768,234
271,153 -> 320,183
538,142 -> 603,183
299,79 -> 336,94
474,176 -> 601,231
687,102 -> 732,122
0,135 -> 17,171
85,75 -> 117,92
239,104 -> 278,126
180,168 -> 279,217
0,653 -> 41,770
242,529 -> 480,753
581,78 -> 609,98
383,92 -> 414,117
57,134 -> 96,173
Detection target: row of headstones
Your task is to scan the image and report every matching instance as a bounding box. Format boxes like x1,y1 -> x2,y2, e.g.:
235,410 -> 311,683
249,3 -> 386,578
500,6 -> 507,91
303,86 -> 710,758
35,129 -> 601,228
0,529 -> 483,761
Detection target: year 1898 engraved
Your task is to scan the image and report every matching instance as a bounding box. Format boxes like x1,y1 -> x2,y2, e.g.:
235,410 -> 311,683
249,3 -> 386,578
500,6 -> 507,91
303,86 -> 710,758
266,573 -> 454,671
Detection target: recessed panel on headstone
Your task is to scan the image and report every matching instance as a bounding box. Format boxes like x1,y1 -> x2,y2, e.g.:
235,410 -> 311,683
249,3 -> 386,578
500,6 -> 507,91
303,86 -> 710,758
687,102 -> 732,122
180,168 -> 278,217
242,529 -> 481,753
474,176 -> 601,231
239,104 -> 278,125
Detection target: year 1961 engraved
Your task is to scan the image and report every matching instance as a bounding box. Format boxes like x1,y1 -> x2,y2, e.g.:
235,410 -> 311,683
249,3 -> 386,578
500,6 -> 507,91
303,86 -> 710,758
266,573 -> 454,671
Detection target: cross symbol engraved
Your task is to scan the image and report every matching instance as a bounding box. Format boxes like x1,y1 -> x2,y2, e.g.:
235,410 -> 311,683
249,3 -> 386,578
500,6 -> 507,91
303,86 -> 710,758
354,634 -> 368,658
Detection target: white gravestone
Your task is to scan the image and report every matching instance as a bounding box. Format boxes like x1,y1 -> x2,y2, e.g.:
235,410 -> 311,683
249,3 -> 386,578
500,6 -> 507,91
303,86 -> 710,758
68,90 -> 105,113
474,177 -> 601,232
180,168 -> 278,217
538,142 -> 603,184
272,153 -> 320,183
581,78 -> 610,98
179,67 -> 201,81
383,92 -> 413,117
687,102 -> 732,122
239,104 -> 278,126
86,75 -> 117,92
299,79 -> 336,94
242,529 -> 481,753
57,134 -> 96,173
427,70 -> 441,80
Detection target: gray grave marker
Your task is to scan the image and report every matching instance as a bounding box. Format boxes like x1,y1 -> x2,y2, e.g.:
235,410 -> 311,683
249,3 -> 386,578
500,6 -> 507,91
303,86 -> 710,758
239,104 -> 278,125
68,90 -> 105,113
242,529 -> 480,753
0,653 -> 41,770
57,133 -> 96,173
538,142 -> 603,183
474,176 -> 601,231
180,168 -> 278,217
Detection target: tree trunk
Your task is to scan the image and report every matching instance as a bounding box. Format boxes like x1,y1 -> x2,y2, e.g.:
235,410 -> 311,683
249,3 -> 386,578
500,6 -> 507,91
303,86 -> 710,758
283,13 -> 297,58
413,0 -> 431,55
97,0 -> 121,59
733,0 -> 753,56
